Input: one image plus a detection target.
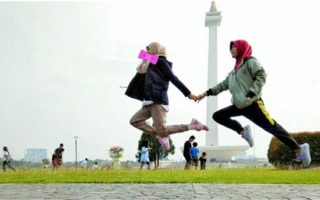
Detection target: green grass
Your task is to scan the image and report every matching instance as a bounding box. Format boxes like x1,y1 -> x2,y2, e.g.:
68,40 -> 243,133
1,168 -> 320,184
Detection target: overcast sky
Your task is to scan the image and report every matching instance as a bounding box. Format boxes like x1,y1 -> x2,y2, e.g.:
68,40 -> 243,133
1,0 -> 320,162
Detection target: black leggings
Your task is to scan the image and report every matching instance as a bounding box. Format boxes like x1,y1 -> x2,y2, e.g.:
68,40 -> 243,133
212,100 -> 300,150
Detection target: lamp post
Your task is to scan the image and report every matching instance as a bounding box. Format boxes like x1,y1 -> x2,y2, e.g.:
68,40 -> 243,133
74,136 -> 78,168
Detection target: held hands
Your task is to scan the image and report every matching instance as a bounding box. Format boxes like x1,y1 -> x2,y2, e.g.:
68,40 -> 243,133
188,92 -> 208,102
190,93 -> 250,103
196,92 -> 207,103
188,93 -> 198,102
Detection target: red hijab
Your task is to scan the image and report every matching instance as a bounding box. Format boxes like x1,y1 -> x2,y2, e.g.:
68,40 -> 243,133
231,40 -> 252,71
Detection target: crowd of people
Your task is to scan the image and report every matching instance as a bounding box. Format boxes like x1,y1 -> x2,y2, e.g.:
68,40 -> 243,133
182,136 -> 207,170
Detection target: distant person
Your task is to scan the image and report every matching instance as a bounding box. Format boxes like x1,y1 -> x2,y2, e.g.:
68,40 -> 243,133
80,158 -> 88,169
92,162 -> 99,170
126,42 -> 208,150
190,142 -> 199,169
124,160 -> 131,170
102,160 -> 111,170
197,39 -> 311,168
52,143 -> 64,169
140,140 -> 151,170
183,135 -> 195,170
199,152 -> 207,170
2,146 -> 15,171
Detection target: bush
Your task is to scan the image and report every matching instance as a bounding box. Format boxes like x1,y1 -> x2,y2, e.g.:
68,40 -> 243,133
268,131 -> 320,168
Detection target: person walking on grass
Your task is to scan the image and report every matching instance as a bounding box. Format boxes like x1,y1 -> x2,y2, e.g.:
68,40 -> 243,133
190,142 -> 200,169
140,140 -> 151,170
80,158 -> 88,169
199,152 -> 207,170
126,42 -> 208,150
197,39 -> 311,168
2,146 -> 15,171
92,162 -> 99,170
52,143 -> 64,170
183,135 -> 195,170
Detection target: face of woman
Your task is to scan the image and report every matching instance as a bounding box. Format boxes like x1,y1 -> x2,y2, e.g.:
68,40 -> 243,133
230,44 -> 238,58
146,46 -> 156,55
146,42 -> 162,55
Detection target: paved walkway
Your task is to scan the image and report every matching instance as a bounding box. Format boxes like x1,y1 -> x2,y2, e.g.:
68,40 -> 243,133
0,184 -> 319,199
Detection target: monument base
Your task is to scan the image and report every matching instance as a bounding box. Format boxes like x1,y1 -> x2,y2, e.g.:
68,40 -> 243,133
181,145 -> 249,162
199,145 -> 249,162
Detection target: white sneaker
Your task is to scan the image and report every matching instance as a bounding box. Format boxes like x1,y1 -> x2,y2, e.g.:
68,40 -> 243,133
297,143 -> 311,168
242,125 -> 254,147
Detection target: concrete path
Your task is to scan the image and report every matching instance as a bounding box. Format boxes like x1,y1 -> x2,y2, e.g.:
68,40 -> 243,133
0,184 -> 319,199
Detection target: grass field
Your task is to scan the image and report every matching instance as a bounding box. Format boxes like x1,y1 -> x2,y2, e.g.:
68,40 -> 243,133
1,168 -> 320,184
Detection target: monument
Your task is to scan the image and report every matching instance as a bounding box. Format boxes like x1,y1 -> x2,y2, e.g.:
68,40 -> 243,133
198,1 -> 249,162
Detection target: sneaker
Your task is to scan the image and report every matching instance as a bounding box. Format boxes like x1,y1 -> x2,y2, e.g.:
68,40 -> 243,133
158,136 -> 170,150
297,143 -> 311,168
191,118 -> 209,131
242,125 -> 254,147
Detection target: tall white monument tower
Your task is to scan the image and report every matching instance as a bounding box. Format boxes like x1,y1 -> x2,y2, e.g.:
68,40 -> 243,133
205,1 -> 221,146
198,2 -> 249,161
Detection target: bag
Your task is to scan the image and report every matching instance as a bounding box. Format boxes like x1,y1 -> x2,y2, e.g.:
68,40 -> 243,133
125,73 -> 146,101
52,157 -> 57,165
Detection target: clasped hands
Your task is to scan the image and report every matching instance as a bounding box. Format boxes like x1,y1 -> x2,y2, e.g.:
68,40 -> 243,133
187,92 -> 207,103
188,93 -> 252,102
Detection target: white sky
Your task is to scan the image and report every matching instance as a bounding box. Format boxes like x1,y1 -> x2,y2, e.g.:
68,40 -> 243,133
0,0 -> 320,162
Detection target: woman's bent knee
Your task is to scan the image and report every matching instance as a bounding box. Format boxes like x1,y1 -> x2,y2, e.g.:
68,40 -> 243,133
212,112 -> 221,122
155,126 -> 167,137
130,118 -> 138,127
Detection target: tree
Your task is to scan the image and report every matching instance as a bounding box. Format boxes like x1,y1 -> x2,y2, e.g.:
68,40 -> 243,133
136,132 -> 175,169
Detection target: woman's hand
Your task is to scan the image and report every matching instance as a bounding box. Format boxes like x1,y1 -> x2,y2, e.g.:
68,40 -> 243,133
196,92 -> 207,103
188,93 -> 198,102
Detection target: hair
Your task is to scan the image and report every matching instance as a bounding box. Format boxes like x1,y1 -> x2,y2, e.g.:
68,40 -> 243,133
189,135 -> 195,140
192,142 -> 198,147
94,162 -> 98,165
3,146 -> 8,151
202,152 -> 206,156
142,140 -> 149,148
85,158 -> 88,161
60,143 -> 63,147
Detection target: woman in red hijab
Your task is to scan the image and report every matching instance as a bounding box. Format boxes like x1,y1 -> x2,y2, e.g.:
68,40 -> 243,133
197,40 -> 311,168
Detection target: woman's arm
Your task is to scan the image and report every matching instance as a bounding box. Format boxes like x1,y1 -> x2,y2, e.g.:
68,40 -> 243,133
157,59 -> 197,100
197,75 -> 229,102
